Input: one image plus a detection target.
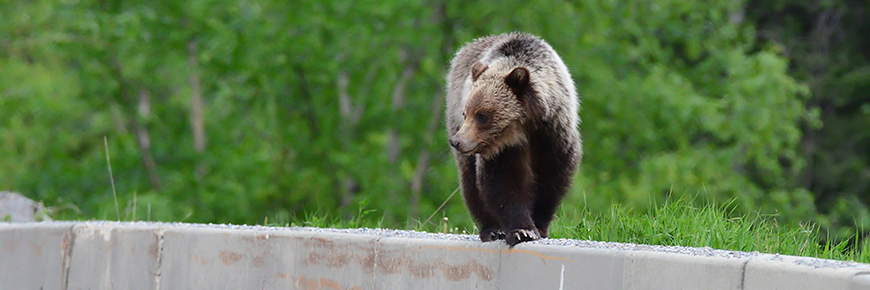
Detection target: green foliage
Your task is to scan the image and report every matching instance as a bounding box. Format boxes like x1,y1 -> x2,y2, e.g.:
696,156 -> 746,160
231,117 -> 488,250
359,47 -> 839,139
2,0 -> 865,254
561,0 -> 813,223
746,0 -> 870,241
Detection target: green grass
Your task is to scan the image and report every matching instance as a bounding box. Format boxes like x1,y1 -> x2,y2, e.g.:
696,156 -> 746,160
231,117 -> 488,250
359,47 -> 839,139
265,198 -> 387,230
550,198 -> 870,263
266,197 -> 870,264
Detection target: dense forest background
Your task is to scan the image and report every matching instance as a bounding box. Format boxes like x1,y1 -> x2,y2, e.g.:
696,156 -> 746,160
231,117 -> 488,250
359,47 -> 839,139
1,0 -> 868,243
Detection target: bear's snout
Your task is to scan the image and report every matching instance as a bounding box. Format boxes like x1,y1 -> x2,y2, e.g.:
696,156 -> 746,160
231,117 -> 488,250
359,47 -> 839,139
448,138 -> 460,149
449,134 -> 478,155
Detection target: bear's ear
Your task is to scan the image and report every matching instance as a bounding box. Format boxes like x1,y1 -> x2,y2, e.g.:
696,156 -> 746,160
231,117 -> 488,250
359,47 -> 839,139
471,61 -> 488,82
506,67 -> 542,120
505,67 -> 530,92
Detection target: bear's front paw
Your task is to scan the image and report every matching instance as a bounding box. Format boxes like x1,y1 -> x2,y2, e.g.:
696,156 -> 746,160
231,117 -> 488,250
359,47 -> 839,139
479,227 -> 506,242
506,228 -> 541,246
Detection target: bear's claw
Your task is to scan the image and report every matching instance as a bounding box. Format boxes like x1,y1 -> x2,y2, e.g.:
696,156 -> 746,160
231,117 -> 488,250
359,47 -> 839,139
506,228 -> 541,246
479,228 -> 506,242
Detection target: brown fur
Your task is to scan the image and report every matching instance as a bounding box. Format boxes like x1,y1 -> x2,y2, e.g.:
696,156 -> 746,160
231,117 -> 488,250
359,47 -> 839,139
446,32 -> 582,246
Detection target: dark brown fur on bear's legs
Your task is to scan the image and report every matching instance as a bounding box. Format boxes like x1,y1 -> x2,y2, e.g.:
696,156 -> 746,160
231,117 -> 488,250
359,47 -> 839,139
477,146 -> 540,246
530,126 -> 578,238
455,154 -> 504,242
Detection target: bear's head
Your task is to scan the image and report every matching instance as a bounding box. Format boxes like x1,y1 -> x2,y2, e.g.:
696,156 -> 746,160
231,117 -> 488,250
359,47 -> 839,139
449,61 -> 541,159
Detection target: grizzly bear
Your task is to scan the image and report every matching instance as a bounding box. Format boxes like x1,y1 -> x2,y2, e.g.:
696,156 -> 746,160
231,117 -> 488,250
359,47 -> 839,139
446,32 -> 582,246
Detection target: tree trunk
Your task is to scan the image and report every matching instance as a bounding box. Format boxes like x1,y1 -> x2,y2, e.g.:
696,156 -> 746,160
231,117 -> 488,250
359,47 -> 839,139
188,39 -> 206,177
188,40 -> 206,154
806,8 -> 843,202
387,51 -> 419,163
337,71 -> 361,217
136,89 -> 162,190
333,64 -> 378,218
108,58 -> 161,191
293,65 -> 321,137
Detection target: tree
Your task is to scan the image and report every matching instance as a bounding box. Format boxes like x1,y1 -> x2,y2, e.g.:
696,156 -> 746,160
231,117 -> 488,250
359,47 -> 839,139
748,0 -> 870,239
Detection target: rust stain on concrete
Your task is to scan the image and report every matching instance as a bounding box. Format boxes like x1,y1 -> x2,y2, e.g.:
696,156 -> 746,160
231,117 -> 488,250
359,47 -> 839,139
377,254 -> 494,281
220,251 -> 243,266
147,235 -> 160,258
360,250 -> 376,273
300,241 -> 379,274
318,277 -> 340,289
251,253 -> 266,268
28,241 -> 42,256
301,244 -> 494,281
304,252 -> 353,268
3,237 -> 14,253
293,236 -> 339,249
189,253 -> 209,265
61,232 -> 71,253
292,275 -> 360,290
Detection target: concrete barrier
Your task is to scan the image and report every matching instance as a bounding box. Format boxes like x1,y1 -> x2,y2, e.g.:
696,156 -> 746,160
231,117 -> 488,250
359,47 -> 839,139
1,222 -> 869,289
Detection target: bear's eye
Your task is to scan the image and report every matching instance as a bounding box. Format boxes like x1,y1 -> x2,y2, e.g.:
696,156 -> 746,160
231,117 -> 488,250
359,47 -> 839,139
475,113 -> 489,124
